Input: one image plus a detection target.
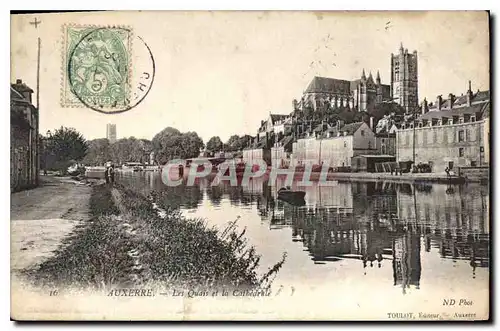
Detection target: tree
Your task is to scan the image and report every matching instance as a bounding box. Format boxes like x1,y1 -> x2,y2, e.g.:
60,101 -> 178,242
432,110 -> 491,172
44,127 -> 88,173
225,135 -> 240,151
369,102 -> 405,124
239,135 -> 253,149
83,137 -> 153,166
83,138 -> 111,166
182,131 -> 205,158
206,136 -> 223,153
152,127 -> 204,164
225,134 -> 249,152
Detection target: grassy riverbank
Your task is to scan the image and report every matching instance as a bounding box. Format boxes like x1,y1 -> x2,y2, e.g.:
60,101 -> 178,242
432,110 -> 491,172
28,184 -> 133,289
27,183 -> 285,291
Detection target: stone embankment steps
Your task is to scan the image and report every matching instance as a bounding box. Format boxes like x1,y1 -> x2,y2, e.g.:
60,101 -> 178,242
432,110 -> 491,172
110,186 -> 148,286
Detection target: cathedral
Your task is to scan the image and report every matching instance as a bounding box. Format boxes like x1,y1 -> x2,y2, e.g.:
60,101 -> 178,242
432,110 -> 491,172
294,43 -> 418,114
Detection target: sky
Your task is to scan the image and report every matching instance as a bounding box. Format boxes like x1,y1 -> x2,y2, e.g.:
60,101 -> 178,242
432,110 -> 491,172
11,11 -> 489,143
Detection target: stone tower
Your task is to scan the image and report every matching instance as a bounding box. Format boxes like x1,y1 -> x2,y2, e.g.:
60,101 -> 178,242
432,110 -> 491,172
391,43 -> 418,113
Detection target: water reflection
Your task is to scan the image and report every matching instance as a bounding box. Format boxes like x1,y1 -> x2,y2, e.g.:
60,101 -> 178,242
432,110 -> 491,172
116,172 -> 489,294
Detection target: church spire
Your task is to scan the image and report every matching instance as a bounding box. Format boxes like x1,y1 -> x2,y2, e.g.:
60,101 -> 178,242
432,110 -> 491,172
376,70 -> 381,84
400,42 -> 404,52
361,68 -> 366,81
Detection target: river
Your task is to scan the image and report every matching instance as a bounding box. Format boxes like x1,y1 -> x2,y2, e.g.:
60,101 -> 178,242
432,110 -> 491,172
116,171 -> 490,311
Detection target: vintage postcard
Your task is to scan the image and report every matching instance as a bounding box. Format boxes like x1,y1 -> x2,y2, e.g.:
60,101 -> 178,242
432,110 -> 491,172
10,11 -> 490,321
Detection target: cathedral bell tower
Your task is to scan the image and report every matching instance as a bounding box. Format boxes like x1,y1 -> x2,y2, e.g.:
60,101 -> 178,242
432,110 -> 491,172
391,43 -> 418,113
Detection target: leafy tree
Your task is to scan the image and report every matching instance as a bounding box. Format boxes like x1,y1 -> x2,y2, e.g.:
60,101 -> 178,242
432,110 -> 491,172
239,135 -> 253,149
44,126 -> 88,173
225,135 -> 252,152
83,137 -> 153,166
152,127 -> 204,164
206,136 -> 223,153
182,131 -> 205,158
369,102 -> 405,125
225,135 -> 240,151
83,138 -> 111,166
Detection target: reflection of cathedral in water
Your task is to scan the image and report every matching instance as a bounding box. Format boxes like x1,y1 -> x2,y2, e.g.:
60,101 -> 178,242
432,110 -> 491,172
393,230 -> 421,294
236,179 -> 489,292
119,173 -> 489,293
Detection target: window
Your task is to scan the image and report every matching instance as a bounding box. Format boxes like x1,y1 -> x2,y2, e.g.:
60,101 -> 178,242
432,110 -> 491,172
470,116 -> 476,122
458,130 -> 465,142
459,148 -> 464,157
344,141 -> 347,148
471,161 -> 477,167
361,130 -> 365,136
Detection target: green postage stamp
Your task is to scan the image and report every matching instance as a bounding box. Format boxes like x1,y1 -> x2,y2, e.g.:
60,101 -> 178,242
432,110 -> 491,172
61,25 -> 132,112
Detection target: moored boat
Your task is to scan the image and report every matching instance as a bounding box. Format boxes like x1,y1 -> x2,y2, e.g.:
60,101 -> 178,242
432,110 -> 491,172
277,187 -> 306,206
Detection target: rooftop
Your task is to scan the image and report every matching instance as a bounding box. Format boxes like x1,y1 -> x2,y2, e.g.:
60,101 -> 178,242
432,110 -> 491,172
420,102 -> 489,121
269,114 -> 289,124
323,121 -> 366,137
427,89 -> 490,111
11,79 -> 34,94
305,76 -> 351,94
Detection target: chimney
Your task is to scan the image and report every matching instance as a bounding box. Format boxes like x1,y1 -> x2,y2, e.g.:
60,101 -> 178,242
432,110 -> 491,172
16,79 -> 22,85
369,116 -> 374,130
448,93 -> 455,109
466,80 -> 473,107
421,98 -> 429,114
436,95 -> 442,110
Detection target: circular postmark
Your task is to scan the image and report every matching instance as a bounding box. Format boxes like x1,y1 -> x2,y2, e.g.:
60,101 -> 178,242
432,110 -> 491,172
67,26 -> 155,114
